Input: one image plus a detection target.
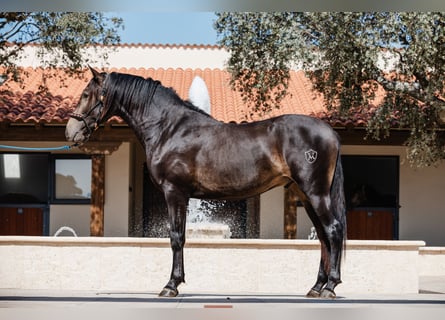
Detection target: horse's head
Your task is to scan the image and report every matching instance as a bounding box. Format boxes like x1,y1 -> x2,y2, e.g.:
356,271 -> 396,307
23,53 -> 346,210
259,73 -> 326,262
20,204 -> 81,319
65,67 -> 107,144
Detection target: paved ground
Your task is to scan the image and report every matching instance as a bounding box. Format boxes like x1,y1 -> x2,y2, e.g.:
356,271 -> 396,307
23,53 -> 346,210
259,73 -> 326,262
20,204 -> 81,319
1,277 -> 444,320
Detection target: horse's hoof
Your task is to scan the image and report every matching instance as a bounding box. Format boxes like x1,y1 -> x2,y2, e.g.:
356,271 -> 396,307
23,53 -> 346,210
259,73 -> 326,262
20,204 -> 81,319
320,288 -> 336,299
306,289 -> 321,298
158,287 -> 178,297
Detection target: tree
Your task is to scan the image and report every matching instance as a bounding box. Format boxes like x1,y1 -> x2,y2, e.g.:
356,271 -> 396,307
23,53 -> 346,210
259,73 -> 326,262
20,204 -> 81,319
215,12 -> 445,167
0,12 -> 123,88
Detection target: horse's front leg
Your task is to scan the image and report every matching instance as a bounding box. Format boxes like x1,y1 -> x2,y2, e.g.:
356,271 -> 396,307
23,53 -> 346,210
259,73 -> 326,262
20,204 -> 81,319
159,185 -> 188,297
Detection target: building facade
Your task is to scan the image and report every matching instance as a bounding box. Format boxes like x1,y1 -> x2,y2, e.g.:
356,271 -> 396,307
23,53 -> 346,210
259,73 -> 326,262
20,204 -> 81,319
0,44 -> 444,245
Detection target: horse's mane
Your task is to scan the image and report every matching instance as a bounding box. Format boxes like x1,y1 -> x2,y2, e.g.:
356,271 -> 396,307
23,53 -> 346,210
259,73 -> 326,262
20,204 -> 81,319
104,72 -> 211,117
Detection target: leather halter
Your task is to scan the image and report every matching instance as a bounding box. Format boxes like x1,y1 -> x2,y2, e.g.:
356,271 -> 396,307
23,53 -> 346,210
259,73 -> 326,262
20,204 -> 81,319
69,88 -> 107,137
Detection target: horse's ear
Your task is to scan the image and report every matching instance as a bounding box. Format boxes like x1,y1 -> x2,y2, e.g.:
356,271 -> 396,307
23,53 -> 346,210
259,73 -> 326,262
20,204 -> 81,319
88,65 -> 99,77
88,65 -> 104,84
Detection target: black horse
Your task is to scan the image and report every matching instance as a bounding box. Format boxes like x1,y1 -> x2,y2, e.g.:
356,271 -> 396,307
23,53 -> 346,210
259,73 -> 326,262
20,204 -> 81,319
66,68 -> 347,299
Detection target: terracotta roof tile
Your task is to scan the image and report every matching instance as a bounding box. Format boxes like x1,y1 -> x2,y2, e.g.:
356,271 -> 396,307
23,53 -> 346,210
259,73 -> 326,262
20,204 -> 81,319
0,67 -> 372,127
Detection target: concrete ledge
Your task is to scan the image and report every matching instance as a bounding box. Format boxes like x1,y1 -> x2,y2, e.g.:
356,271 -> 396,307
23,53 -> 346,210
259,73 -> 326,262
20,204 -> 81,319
0,236 -> 424,249
419,247 -> 445,277
0,237 -> 425,295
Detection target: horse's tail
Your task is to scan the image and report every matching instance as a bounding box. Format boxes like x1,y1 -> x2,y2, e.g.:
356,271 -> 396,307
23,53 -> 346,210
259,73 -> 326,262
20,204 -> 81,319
331,150 -> 347,256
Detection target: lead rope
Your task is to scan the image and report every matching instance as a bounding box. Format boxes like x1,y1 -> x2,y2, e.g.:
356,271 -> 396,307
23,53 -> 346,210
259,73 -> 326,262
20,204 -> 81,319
0,143 -> 79,151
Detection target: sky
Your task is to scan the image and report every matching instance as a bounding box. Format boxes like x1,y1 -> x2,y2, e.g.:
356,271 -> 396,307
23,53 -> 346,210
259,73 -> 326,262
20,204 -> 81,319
111,12 -> 219,45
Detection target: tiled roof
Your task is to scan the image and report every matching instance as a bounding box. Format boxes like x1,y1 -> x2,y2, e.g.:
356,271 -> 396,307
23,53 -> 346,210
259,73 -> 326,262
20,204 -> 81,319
0,67 -> 365,127
19,42 -> 223,50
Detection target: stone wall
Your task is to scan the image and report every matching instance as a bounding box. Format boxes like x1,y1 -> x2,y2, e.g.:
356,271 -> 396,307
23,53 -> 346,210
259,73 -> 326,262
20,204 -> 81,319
0,237 -> 426,295
418,247 -> 445,277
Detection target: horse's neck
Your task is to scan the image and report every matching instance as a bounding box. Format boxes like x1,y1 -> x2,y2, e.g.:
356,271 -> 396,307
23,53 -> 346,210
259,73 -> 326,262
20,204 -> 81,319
115,94 -> 201,150
113,100 -> 159,148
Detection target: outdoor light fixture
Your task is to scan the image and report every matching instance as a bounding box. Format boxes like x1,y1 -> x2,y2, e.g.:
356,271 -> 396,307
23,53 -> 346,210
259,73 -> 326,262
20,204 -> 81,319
3,154 -> 21,179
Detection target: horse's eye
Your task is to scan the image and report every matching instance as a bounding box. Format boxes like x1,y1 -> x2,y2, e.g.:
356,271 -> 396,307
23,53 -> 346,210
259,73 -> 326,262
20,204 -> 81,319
82,92 -> 89,99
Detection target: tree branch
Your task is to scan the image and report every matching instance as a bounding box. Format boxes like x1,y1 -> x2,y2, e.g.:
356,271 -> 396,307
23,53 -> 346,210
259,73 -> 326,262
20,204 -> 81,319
376,75 -> 425,101
376,75 -> 445,108
413,70 -> 430,89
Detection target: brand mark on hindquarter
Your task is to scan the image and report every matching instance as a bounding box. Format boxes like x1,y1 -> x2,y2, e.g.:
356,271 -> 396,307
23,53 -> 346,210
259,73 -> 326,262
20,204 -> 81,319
304,149 -> 318,164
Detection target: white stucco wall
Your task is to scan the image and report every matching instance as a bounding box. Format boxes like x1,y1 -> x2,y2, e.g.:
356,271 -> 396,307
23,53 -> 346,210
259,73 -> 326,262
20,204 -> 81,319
259,187 -> 284,239
104,142 -> 130,236
399,156 -> 445,246
16,45 -> 230,69
50,205 -> 90,236
0,236 -> 425,295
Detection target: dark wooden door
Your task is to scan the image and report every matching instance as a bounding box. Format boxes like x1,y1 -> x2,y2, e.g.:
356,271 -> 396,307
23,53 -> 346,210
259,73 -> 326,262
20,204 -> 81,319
0,207 -> 43,236
347,209 -> 394,240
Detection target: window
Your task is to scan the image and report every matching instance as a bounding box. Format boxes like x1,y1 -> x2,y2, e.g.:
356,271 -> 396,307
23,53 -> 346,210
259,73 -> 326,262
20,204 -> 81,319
51,155 -> 91,204
0,153 -> 49,203
342,155 -> 399,208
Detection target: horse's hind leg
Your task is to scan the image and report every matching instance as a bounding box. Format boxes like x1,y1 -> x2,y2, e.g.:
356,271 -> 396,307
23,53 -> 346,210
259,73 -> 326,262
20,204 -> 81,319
304,196 -> 344,299
320,215 -> 344,298
302,201 -> 329,298
306,238 -> 329,297
159,184 -> 188,297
